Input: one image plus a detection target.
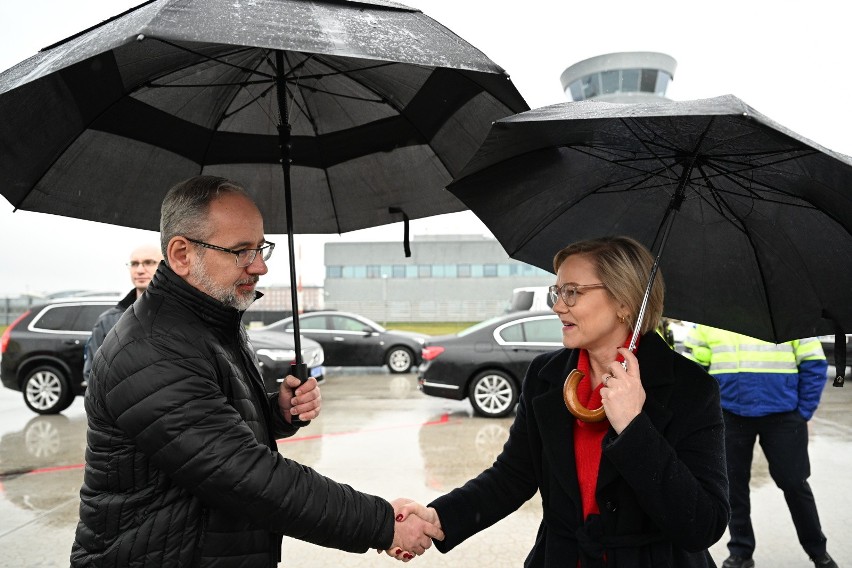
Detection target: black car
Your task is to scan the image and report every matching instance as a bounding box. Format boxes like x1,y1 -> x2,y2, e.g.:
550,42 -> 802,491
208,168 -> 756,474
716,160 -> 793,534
1,297 -> 121,414
246,328 -> 325,390
0,298 -> 325,415
819,334 -> 852,369
260,311 -> 429,373
418,311 -> 563,417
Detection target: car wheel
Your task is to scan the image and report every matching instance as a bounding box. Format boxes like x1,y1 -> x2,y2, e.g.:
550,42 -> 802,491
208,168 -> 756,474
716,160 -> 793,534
386,346 -> 415,373
22,365 -> 74,415
468,370 -> 518,418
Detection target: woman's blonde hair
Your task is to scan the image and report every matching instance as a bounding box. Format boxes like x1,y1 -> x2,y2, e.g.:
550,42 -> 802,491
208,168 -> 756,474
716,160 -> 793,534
552,236 -> 664,335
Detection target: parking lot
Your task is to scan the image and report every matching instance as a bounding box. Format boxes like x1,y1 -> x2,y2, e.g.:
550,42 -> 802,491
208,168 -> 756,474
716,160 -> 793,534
0,369 -> 850,567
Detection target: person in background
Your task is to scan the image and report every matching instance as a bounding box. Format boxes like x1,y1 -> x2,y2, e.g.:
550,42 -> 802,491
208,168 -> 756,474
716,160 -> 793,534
684,326 -> 837,568
395,236 -> 729,567
71,175 -> 441,567
82,244 -> 162,382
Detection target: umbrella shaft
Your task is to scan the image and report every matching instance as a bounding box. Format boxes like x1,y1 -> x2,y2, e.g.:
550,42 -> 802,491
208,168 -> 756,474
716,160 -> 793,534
631,173 -> 688,351
275,49 -> 303,363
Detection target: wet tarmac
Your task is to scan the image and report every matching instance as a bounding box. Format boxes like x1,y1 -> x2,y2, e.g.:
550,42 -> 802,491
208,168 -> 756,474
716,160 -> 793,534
0,369 -> 849,567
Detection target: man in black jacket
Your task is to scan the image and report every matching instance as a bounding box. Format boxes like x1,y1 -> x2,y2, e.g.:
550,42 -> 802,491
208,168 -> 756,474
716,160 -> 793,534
82,244 -> 162,382
71,176 -> 441,567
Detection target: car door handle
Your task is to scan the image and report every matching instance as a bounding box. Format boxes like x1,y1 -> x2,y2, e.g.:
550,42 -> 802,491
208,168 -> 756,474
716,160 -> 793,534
333,336 -> 345,341
64,339 -> 81,345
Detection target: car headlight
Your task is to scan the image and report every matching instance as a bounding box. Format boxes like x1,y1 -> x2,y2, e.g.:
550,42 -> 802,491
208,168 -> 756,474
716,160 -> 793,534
256,348 -> 297,362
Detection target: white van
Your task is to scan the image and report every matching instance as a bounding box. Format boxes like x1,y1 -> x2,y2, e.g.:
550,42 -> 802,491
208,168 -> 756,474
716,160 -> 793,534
508,286 -> 553,312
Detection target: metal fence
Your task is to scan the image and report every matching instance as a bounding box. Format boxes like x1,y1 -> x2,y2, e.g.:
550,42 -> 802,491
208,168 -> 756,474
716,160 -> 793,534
0,296 -> 42,326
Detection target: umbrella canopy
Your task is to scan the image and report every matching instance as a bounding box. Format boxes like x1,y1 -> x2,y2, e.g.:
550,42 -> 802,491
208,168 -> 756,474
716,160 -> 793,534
448,95 -> 852,348
0,0 -> 528,375
0,0 -> 526,233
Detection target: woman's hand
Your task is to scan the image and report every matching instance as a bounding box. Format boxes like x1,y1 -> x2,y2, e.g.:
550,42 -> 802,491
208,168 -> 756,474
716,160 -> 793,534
379,499 -> 444,561
600,347 -> 645,433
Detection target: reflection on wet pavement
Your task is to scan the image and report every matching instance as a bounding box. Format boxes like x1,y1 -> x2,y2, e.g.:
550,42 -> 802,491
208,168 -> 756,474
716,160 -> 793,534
0,373 -> 849,567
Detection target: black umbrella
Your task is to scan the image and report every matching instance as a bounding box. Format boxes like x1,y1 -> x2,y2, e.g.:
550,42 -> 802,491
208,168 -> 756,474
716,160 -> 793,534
448,95 -> 852,404
0,0 -> 528,381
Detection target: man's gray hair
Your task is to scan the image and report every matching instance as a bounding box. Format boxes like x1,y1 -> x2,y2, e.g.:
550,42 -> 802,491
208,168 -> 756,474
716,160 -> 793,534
159,176 -> 250,262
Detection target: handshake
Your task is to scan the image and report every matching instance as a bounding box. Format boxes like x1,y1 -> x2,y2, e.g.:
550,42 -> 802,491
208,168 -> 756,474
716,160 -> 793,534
380,499 -> 444,562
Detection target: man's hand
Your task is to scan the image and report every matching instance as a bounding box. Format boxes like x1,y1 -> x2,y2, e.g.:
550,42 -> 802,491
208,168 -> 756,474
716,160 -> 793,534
381,498 -> 443,561
278,375 -> 321,424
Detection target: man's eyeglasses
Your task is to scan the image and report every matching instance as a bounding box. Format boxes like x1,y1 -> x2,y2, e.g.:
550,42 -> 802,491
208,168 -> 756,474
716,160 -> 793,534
185,237 -> 275,267
127,260 -> 159,269
548,283 -> 607,307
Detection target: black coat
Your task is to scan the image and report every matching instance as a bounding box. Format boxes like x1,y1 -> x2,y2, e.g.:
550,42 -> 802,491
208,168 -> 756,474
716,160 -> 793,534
430,333 -> 730,567
71,265 -> 394,567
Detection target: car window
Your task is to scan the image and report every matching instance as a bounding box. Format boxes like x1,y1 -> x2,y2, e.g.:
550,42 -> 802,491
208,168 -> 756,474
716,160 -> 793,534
496,316 -> 562,345
31,305 -> 76,331
69,304 -> 112,332
331,315 -> 368,332
523,318 -> 563,343
499,322 -> 525,342
299,315 -> 327,331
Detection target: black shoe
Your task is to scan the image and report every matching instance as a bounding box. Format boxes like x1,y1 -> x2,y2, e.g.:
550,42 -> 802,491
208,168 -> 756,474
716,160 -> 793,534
811,553 -> 838,568
722,556 -> 755,568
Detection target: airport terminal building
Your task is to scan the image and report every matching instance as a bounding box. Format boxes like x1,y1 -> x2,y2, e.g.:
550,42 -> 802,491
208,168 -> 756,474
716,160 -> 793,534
322,235 -> 552,323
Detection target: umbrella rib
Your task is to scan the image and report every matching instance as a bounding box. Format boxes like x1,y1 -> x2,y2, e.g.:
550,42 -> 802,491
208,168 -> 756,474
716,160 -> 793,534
700,158 -> 828,211
11,40 -> 271,208
280,51 -> 344,234
567,145 -> 681,188
149,38 -> 275,80
699,164 -> 782,339
139,40 -> 281,128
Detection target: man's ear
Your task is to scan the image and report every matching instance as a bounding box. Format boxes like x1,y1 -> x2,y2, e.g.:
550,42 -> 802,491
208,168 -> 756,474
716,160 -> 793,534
167,236 -> 193,277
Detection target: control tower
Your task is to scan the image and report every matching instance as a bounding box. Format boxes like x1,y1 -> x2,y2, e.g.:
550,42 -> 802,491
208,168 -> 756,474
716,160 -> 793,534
560,52 -> 677,102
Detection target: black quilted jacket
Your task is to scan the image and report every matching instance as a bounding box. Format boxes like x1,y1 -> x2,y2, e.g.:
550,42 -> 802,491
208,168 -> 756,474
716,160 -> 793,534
71,264 -> 394,567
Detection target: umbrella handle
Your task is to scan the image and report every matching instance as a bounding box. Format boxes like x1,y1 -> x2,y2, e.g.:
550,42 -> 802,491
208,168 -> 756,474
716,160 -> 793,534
563,369 -> 607,422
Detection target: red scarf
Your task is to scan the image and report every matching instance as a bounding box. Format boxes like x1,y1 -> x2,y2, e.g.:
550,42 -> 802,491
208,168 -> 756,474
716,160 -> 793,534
572,334 -> 638,520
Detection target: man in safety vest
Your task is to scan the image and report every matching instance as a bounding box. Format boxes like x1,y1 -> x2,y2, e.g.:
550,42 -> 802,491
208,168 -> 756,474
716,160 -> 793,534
684,325 -> 837,568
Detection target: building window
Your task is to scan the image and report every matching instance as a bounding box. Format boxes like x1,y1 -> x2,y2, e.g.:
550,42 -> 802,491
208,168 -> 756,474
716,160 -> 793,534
432,265 -> 445,278
327,265 -> 342,278
392,265 -> 406,278
640,69 -> 658,93
405,265 -> 418,278
621,68 -> 640,92
581,74 -> 601,99
366,265 -> 381,278
457,264 -> 471,277
418,265 -> 432,278
600,70 -> 619,95
483,264 -> 498,277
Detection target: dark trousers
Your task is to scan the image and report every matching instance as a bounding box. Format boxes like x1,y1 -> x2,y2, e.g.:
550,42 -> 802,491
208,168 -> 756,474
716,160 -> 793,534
723,410 -> 827,559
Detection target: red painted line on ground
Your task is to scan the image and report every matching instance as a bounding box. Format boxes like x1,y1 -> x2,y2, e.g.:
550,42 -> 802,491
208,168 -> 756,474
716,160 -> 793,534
0,462 -> 84,479
0,413 -> 457,480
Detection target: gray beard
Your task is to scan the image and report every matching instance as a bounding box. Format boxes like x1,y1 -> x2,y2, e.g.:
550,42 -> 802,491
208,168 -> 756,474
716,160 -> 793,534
190,261 -> 255,311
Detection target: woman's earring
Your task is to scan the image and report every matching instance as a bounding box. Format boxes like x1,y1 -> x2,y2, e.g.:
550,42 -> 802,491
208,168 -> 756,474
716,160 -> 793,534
618,314 -> 626,324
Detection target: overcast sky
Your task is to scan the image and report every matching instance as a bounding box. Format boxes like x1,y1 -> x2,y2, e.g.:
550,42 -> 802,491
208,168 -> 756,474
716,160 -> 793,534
1,0 -> 849,296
